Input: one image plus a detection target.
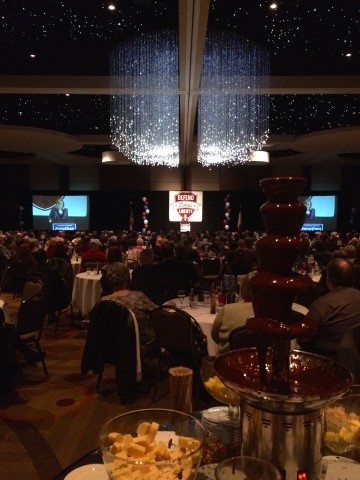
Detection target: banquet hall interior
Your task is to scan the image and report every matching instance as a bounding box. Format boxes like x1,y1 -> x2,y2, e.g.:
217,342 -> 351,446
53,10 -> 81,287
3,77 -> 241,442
0,1 -> 360,479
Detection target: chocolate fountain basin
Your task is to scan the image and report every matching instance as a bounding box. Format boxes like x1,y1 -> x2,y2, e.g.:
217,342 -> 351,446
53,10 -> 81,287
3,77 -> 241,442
214,348 -> 353,414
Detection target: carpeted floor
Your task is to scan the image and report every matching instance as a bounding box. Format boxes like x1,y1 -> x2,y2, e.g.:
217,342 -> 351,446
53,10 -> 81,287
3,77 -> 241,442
0,293 -> 172,480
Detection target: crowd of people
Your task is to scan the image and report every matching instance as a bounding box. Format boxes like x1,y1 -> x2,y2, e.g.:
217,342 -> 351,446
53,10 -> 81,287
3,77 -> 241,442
1,227 -> 360,396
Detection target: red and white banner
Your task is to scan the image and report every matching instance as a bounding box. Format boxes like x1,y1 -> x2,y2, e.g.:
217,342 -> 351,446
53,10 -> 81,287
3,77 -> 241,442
169,191 -> 203,222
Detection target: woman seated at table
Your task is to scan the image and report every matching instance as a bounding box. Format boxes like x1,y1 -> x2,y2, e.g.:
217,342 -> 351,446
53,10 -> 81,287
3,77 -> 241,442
101,264 -> 157,351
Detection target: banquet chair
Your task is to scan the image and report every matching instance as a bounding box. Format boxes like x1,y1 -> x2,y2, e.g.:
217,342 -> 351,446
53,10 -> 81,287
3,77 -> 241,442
337,323 -> 360,383
229,326 -> 257,350
7,257 -> 27,297
22,280 -> 44,301
16,293 -> 49,376
81,300 -> 140,400
48,257 -> 74,333
201,258 -> 221,289
150,305 -> 208,403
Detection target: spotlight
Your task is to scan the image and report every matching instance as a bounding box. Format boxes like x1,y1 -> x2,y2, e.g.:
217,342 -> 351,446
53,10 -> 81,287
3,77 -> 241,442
29,53 -> 36,58
269,3 -> 278,10
108,3 -> 116,10
345,52 -> 352,58
65,93 -> 70,97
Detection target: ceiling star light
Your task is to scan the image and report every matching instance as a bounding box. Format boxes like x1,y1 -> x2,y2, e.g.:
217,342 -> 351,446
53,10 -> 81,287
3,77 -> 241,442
198,31 -> 269,167
110,30 -> 179,167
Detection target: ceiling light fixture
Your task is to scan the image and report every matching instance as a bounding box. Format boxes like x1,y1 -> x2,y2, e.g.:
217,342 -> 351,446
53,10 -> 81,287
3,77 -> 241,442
345,52 -> 352,58
108,4 -> 116,11
269,3 -> 278,10
102,151 -> 131,164
29,53 -> 36,58
250,151 -> 270,163
197,31 -> 269,167
110,31 -> 179,167
65,93 -> 70,96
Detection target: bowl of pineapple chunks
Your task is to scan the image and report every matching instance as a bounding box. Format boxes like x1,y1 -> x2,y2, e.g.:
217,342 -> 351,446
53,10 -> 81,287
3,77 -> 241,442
100,408 -> 207,480
325,395 -> 360,458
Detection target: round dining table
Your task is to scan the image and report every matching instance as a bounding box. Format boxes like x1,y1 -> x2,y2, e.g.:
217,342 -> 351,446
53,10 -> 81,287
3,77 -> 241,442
72,272 -> 102,316
174,298 -> 309,357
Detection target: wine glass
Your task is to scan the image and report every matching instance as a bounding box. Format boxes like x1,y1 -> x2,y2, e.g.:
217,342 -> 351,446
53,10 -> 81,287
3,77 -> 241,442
201,356 -> 241,455
177,289 -> 186,307
216,456 -> 282,480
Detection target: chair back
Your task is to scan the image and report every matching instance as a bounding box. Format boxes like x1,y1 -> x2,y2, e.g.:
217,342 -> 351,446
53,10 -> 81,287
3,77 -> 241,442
81,300 -> 138,396
202,258 -> 221,277
22,280 -> 44,301
151,306 -> 193,354
338,323 -> 360,383
16,293 -> 48,337
7,257 -> 27,293
48,257 -> 74,289
229,326 -> 257,350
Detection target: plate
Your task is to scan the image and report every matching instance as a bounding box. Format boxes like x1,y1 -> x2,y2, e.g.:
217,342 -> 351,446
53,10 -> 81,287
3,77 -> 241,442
197,463 -> 218,480
64,464 -> 108,480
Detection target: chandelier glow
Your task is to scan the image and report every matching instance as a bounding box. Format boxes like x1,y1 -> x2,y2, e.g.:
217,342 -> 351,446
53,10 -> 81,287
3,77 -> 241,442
198,31 -> 270,167
110,31 -> 179,167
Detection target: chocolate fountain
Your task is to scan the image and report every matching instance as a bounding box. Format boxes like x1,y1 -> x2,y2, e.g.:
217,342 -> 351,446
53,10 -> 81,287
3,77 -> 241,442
214,177 -> 353,480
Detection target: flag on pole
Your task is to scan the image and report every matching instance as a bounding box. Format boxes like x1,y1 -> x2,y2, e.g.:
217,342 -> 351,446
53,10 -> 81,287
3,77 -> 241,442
237,205 -> 243,231
129,202 -> 134,231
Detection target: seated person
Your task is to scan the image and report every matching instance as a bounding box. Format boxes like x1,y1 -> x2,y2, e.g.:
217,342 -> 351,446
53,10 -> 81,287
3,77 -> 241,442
101,264 -> 157,351
211,274 -> 255,353
300,258 -> 360,358
80,239 -> 106,271
131,248 -> 167,305
101,246 -> 127,296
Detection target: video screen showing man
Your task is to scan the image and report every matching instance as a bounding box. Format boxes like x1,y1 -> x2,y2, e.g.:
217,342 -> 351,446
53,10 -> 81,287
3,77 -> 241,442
49,198 -> 68,224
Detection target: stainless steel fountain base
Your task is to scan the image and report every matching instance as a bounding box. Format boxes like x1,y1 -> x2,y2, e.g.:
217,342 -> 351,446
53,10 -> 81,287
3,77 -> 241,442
241,402 -> 324,480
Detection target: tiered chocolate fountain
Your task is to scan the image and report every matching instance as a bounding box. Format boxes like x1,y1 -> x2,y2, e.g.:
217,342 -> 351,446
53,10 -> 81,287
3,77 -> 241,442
214,177 -> 353,480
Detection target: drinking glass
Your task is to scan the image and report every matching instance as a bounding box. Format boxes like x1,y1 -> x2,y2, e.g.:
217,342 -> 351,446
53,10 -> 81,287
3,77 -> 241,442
177,289 -> 186,307
203,290 -> 210,304
216,456 -> 282,480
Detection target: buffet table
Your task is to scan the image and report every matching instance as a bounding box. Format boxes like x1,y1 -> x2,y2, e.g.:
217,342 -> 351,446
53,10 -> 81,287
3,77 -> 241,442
72,272 -> 102,316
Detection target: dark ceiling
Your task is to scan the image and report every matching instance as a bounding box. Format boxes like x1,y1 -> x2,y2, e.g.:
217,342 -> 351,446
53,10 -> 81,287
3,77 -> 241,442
0,0 -> 358,76
0,0 -> 359,150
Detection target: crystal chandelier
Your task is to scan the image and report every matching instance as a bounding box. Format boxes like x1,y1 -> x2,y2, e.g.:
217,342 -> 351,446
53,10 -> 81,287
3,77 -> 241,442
110,31 -> 179,167
198,31 -> 270,167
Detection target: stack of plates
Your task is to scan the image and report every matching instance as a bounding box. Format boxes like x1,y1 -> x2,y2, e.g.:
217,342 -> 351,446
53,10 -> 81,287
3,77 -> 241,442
201,406 -> 241,450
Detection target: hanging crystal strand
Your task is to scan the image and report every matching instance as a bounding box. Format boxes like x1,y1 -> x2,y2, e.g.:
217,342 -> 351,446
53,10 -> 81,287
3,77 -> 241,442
198,31 -> 269,167
110,31 -> 179,167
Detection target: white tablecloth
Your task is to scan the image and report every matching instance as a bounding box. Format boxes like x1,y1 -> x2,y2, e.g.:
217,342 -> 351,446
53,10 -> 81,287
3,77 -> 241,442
72,272 -> 102,315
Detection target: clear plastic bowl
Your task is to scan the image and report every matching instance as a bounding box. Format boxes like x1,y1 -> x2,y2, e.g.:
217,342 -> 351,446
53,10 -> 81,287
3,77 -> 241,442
325,394 -> 360,461
99,408 -> 207,480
